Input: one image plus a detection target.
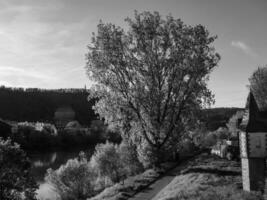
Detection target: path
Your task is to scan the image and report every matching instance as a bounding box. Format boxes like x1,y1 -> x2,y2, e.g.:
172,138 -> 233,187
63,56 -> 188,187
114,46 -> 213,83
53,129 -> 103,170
128,158 -> 193,200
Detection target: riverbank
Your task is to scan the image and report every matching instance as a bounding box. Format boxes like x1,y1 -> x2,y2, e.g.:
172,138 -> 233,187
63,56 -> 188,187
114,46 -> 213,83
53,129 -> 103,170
88,162 -> 178,200
90,153 -> 263,200
88,152 -> 198,200
28,146 -> 95,200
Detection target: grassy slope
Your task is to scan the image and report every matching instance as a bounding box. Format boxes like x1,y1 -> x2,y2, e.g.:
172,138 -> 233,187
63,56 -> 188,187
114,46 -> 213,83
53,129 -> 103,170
88,163 -> 176,200
153,154 -> 262,200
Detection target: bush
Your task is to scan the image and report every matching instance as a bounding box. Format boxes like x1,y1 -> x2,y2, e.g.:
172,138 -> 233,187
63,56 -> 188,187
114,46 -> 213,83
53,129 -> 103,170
45,141 -> 144,200
90,140 -> 144,184
12,122 -> 58,150
0,137 -> 37,200
90,142 -> 124,183
45,152 -> 97,200
118,140 -> 143,176
202,132 -> 218,147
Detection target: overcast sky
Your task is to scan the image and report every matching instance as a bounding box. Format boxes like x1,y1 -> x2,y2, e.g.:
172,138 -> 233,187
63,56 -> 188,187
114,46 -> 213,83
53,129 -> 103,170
0,0 -> 267,107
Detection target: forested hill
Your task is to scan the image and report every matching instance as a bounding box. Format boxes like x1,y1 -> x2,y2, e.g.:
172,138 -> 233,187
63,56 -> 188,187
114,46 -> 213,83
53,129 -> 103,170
0,86 -> 97,125
0,86 -> 243,129
200,107 -> 245,131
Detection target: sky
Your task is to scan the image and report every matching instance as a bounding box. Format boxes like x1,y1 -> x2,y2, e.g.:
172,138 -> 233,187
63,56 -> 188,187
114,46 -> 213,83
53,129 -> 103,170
0,0 -> 267,108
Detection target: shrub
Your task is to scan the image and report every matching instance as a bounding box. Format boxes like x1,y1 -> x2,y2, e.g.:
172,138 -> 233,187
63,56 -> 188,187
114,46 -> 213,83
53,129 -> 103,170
118,140 -> 143,176
202,132 -> 218,147
0,137 -> 37,200
90,142 -> 124,183
45,141 -> 144,200
45,152 -> 97,200
91,140 -> 144,183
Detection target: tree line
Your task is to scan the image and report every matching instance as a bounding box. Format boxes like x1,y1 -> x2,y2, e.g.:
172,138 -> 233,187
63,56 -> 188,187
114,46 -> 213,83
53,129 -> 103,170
0,86 -> 97,125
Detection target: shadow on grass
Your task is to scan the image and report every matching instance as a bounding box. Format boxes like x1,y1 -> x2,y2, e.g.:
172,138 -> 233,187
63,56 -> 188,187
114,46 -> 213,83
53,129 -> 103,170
181,167 -> 241,176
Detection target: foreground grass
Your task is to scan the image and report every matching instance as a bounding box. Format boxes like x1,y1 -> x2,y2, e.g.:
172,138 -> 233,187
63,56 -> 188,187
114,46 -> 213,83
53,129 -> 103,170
153,154 -> 262,200
88,162 -> 176,200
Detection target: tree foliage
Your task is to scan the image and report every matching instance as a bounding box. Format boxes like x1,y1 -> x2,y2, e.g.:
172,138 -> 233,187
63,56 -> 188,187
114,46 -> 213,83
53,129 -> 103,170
0,138 -> 37,200
118,140 -> 144,174
86,11 -> 220,163
46,152 -> 96,200
46,141 -> 143,199
90,142 -> 124,183
91,141 -> 143,181
249,66 -> 267,110
226,110 -> 244,136
0,86 -> 96,125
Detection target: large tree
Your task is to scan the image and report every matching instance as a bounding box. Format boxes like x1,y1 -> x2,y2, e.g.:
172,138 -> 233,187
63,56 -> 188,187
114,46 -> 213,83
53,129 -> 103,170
86,11 -> 220,163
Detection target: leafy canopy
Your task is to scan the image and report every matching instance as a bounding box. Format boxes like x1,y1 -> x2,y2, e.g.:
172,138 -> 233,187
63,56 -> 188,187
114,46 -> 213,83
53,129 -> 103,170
249,66 -> 267,111
0,138 -> 37,200
86,11 -> 220,151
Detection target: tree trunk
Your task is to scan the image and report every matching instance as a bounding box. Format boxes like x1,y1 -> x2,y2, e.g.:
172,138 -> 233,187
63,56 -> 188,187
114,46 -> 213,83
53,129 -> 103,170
152,146 -> 162,169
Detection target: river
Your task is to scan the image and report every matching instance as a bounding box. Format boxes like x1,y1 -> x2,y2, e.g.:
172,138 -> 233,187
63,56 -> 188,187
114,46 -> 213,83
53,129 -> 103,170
28,147 -> 95,200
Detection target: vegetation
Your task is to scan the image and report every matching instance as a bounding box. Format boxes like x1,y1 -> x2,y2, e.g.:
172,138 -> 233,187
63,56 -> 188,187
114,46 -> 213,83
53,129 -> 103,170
200,107 -> 244,131
86,11 -> 220,166
45,141 -> 143,200
3,120 -> 120,151
0,86 -> 96,125
89,163 -> 176,200
0,10 -> 253,200
0,138 -> 37,200
226,110 -> 244,135
153,154 -> 262,200
249,66 -> 267,110
45,152 -> 97,200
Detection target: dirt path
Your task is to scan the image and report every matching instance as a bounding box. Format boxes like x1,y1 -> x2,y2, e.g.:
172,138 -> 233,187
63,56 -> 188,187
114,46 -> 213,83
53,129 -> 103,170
128,159 -> 192,200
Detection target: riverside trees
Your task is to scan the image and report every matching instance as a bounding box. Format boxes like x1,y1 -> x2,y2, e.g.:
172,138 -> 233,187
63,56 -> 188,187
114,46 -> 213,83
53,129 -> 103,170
86,11 -> 220,165
0,138 -> 37,200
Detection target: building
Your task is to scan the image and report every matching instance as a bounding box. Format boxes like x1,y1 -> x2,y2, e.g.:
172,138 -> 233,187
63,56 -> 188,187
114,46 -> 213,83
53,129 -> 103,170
54,106 -> 75,130
239,92 -> 267,192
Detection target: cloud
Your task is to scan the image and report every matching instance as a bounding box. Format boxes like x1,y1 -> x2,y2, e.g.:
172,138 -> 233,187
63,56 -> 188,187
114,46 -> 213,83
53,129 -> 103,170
231,41 -> 258,58
0,66 -> 54,80
0,1 -> 90,88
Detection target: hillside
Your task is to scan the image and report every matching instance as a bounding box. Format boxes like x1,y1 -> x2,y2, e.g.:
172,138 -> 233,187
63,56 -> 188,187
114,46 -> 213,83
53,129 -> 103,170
200,107 -> 245,131
0,86 -> 97,126
0,86 -> 244,129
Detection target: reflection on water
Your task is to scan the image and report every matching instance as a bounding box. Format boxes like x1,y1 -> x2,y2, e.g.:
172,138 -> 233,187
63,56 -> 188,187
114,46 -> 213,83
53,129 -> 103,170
28,148 -> 94,200
33,152 -> 57,167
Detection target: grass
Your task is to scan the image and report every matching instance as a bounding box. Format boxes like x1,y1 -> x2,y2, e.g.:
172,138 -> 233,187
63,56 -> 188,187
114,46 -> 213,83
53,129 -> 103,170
88,162 -> 177,200
89,153 -> 263,200
153,154 -> 263,200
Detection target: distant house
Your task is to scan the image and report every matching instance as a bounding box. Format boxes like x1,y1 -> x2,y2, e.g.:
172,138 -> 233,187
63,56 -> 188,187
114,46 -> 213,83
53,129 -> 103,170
54,106 -> 75,130
0,119 -> 12,138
